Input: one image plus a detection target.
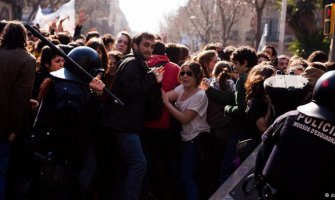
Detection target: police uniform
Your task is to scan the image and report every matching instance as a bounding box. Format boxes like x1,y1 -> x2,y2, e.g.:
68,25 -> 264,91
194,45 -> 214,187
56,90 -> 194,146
262,110 -> 335,199
261,71 -> 335,200
31,47 -> 103,199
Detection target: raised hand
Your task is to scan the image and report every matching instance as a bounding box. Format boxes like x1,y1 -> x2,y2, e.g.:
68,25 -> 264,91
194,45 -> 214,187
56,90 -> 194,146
152,66 -> 165,83
89,75 -> 105,95
200,78 -> 210,91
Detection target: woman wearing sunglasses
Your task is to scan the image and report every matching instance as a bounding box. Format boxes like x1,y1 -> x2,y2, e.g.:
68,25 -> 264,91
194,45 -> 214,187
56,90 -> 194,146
162,62 -> 210,200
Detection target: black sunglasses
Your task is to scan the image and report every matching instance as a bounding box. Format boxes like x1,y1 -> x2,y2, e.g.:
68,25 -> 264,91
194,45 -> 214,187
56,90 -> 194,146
180,71 -> 193,77
180,70 -> 193,77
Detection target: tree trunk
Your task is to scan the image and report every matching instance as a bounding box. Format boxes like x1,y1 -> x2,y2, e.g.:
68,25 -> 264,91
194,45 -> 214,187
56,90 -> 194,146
255,9 -> 262,49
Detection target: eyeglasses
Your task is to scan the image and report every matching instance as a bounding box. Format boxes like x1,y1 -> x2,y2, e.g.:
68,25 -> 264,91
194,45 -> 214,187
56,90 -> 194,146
180,70 -> 193,77
54,59 -> 65,63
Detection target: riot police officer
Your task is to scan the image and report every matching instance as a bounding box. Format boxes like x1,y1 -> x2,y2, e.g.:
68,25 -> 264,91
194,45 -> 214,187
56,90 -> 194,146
31,46 -> 105,200
259,70 -> 335,200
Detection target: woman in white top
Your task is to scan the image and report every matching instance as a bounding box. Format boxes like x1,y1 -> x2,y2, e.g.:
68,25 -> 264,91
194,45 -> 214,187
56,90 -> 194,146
163,62 -> 209,200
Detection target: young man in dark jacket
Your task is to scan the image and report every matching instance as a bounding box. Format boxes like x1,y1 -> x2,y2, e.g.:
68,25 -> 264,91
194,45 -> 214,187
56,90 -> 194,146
101,32 -> 164,200
219,46 -> 258,183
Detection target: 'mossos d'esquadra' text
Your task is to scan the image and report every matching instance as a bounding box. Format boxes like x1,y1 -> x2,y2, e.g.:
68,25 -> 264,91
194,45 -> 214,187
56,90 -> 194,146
293,113 -> 335,145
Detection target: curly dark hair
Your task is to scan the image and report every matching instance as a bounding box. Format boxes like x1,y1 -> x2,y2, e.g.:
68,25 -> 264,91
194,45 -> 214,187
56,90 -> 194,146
231,46 -> 258,69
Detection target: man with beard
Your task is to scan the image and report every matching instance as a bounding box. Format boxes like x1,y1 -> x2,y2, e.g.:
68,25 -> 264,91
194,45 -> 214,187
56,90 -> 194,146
99,32 -> 164,200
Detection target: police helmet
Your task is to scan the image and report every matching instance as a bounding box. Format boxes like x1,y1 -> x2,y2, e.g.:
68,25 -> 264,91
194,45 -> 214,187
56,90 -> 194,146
67,46 -> 103,76
298,71 -> 335,122
264,74 -> 309,118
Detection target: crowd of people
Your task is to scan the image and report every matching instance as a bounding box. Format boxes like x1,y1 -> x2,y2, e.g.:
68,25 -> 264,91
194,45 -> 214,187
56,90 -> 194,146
0,16 -> 335,200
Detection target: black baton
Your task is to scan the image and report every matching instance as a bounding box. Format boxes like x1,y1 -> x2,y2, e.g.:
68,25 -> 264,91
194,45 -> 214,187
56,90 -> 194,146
25,24 -> 124,106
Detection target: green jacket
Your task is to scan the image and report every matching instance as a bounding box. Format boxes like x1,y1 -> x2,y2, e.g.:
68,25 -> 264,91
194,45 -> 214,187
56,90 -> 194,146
224,72 -> 248,130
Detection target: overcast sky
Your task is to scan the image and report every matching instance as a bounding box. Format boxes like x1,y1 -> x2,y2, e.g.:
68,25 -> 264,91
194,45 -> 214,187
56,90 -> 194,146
119,0 -> 188,33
